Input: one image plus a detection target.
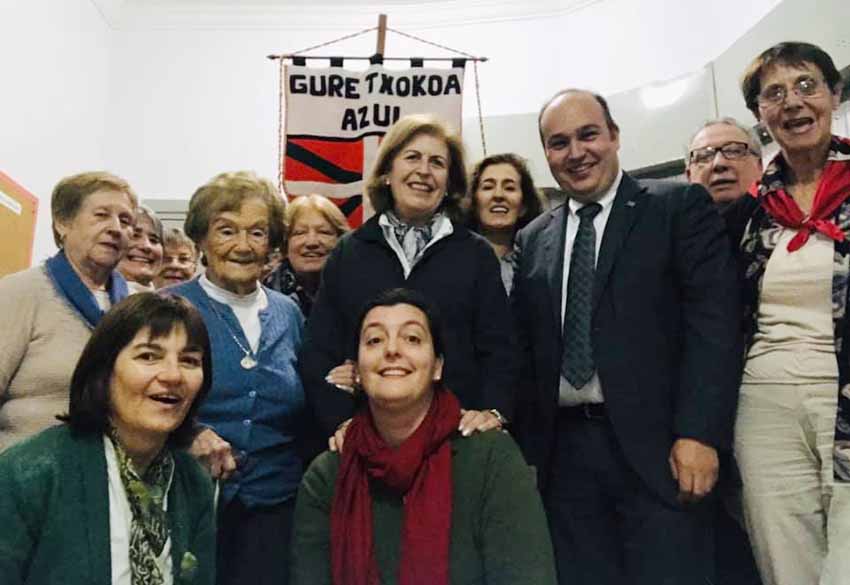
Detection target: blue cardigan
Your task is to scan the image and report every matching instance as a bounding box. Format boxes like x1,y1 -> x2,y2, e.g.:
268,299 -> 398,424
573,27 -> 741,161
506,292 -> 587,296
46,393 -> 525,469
170,278 -> 306,507
0,425 -> 215,585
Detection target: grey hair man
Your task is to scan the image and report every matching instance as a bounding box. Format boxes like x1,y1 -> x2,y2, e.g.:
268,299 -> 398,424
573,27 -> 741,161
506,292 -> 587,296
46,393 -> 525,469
686,117 -> 763,206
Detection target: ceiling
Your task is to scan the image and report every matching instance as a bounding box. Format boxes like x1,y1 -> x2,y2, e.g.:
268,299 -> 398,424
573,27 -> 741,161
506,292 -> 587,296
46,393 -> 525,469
92,0 -> 599,29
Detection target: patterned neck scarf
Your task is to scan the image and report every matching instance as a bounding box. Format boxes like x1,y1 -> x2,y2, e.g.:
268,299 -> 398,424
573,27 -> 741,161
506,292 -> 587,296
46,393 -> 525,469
750,136 -> 850,252
384,210 -> 442,266
108,429 -> 175,585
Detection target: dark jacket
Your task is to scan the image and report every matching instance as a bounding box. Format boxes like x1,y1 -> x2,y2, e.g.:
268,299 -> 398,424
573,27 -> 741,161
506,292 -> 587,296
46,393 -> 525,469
299,216 -> 519,436
511,174 -> 741,503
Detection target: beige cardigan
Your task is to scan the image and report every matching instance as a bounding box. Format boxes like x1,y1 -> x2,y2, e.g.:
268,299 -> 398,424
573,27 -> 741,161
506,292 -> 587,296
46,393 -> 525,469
0,266 -> 92,451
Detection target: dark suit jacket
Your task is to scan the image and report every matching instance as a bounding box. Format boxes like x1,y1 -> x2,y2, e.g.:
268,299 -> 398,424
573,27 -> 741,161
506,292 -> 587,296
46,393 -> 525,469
511,173 -> 741,504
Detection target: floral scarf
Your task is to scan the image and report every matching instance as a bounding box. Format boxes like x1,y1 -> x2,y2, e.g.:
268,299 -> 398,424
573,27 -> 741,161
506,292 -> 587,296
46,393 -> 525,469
108,430 -> 175,585
739,136 -> 850,481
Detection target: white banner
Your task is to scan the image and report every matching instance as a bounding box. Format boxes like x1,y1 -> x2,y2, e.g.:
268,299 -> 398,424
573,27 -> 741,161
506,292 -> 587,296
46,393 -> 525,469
282,64 -> 465,225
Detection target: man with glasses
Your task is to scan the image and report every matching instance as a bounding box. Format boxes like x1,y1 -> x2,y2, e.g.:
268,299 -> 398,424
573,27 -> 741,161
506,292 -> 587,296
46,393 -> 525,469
686,118 -> 763,208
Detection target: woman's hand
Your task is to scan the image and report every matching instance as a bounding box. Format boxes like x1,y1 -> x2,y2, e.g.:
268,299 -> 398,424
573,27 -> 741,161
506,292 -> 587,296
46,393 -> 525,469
458,409 -> 504,437
189,428 -> 238,481
325,360 -> 356,393
329,418 -> 352,453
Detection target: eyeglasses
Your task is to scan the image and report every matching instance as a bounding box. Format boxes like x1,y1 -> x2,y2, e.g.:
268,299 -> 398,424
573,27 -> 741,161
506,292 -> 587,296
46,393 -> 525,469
689,141 -> 756,166
757,76 -> 824,108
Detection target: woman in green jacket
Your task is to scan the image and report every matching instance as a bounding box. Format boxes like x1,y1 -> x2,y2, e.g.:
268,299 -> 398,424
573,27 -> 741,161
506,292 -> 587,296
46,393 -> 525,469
0,293 -> 216,585
291,288 -> 555,585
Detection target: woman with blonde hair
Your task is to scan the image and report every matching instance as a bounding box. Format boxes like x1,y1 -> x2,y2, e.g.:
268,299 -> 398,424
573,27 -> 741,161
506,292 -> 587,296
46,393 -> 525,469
300,114 -> 518,446
264,193 -> 349,317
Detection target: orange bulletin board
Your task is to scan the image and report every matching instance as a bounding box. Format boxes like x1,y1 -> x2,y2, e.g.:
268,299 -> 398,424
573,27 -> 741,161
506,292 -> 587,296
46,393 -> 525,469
0,171 -> 39,277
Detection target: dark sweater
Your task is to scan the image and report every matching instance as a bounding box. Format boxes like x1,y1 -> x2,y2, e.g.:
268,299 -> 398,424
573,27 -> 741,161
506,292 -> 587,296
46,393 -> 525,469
0,425 -> 215,585
291,429 -> 556,585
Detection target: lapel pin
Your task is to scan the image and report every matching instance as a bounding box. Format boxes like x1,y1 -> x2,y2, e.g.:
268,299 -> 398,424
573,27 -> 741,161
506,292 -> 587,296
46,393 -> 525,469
626,200 -> 636,207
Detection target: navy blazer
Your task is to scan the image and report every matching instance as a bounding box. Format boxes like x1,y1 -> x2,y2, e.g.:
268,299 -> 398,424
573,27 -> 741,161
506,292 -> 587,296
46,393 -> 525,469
511,173 -> 741,504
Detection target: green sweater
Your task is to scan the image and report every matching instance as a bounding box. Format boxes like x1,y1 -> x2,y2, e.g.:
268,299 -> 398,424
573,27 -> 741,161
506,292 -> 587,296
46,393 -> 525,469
0,425 -> 216,585
291,430 -> 556,585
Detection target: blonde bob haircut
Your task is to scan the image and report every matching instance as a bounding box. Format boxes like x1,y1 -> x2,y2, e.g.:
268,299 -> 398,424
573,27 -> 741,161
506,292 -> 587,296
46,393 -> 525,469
364,114 -> 468,223
51,171 -> 138,247
184,170 -> 286,251
283,194 -> 350,251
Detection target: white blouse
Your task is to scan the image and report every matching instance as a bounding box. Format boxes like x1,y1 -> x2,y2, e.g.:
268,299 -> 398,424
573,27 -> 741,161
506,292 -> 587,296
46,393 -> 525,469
104,437 -> 174,585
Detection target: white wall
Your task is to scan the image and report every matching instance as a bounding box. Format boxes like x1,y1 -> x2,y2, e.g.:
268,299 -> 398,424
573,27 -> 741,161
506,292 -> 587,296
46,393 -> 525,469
713,0 -> 850,126
5,0 -> 828,263
105,0 -> 782,199
0,0 -> 112,263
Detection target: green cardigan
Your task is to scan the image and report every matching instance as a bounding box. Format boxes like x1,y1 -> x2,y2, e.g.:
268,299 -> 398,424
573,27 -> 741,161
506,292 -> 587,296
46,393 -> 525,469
0,425 -> 216,585
291,430 -> 556,585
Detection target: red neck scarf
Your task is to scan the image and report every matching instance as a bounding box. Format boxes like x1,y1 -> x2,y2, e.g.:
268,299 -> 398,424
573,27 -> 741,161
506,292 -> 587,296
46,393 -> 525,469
750,136 -> 850,252
330,389 -> 461,585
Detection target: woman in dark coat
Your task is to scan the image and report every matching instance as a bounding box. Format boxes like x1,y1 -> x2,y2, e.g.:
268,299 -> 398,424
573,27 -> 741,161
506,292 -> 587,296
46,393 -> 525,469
300,114 -> 518,442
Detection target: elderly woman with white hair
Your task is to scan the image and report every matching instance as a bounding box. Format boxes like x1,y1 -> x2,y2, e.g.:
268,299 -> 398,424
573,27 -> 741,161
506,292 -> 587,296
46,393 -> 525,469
169,170 -> 305,585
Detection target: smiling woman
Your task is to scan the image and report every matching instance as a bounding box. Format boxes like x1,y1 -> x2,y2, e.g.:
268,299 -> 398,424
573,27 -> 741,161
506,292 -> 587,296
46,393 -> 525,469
300,114 -> 519,450
263,193 -> 349,317
0,171 -> 137,452
726,41 -> 850,585
467,153 -> 544,294
170,170 -> 306,585
119,205 -> 164,292
0,293 -> 216,585
292,289 -> 555,585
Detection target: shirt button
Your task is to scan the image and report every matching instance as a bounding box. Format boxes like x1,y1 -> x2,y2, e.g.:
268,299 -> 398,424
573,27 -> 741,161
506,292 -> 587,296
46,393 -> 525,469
249,390 -> 257,398
243,419 -> 251,426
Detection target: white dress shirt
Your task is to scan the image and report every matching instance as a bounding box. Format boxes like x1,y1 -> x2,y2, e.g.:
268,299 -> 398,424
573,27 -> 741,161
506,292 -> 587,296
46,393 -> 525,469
558,169 -> 623,406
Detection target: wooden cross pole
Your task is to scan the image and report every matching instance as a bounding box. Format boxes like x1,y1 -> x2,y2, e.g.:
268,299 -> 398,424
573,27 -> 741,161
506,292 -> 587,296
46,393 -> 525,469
375,14 -> 387,57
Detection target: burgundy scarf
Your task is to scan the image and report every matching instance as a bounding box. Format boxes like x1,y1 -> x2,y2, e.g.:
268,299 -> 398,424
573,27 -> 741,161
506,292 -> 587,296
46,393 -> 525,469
750,136 -> 850,252
330,389 -> 461,585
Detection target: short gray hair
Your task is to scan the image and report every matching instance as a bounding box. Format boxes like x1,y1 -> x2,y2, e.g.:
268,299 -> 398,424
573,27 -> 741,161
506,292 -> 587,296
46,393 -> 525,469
685,117 -> 762,165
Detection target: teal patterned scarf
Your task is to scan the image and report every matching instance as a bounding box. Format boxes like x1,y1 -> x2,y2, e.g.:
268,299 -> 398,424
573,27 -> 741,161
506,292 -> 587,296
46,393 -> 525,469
108,430 -> 175,585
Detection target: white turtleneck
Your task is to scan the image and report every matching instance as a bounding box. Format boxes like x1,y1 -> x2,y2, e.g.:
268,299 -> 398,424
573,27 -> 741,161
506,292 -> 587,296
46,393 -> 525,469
199,274 -> 268,353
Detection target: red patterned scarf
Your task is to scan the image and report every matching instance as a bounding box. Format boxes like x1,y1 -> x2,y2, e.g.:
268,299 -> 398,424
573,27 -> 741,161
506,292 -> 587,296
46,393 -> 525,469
330,389 -> 461,585
750,136 -> 850,252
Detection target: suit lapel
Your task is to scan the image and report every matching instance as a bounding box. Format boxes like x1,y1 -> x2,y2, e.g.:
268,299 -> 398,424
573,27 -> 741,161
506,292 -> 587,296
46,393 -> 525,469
593,173 -> 647,312
542,206 -> 569,329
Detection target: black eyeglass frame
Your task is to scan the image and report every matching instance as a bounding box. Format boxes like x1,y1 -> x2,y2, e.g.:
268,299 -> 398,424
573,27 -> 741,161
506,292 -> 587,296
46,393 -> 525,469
688,141 -> 758,165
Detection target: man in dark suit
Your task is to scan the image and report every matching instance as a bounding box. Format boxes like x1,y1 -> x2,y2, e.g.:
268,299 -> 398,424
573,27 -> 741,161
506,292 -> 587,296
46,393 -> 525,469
511,89 -> 741,585
687,117 -> 764,585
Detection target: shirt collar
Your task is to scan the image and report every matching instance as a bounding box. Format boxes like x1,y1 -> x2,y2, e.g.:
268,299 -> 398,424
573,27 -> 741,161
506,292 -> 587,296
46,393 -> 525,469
567,168 -> 622,217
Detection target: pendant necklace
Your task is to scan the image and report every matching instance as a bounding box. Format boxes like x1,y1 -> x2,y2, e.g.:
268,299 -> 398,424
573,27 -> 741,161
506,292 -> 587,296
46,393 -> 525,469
206,299 -> 258,370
